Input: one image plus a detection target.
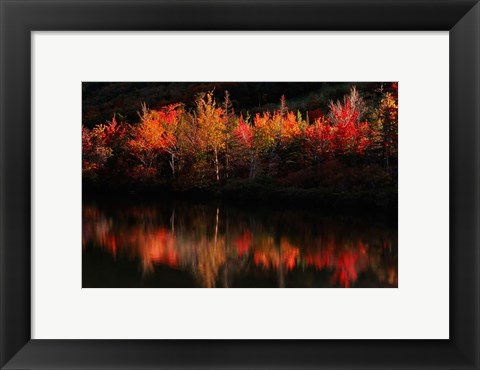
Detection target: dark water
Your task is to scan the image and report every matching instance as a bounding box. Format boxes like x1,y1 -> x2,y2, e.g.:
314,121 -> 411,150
82,199 -> 397,288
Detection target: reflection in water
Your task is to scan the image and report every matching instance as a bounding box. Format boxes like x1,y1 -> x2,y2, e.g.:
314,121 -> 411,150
82,200 -> 397,288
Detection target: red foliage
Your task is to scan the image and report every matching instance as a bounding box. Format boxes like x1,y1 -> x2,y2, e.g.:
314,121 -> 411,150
82,87 -> 396,185
233,118 -> 253,148
234,230 -> 252,256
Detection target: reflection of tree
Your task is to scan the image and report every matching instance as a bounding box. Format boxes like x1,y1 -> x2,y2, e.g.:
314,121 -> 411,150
83,202 -> 397,288
193,234 -> 226,288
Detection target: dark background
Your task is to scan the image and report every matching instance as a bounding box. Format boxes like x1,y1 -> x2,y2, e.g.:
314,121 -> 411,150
82,82 -> 391,127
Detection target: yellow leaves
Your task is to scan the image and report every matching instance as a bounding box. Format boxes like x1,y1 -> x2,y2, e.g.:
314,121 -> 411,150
195,92 -> 227,151
252,112 -> 278,152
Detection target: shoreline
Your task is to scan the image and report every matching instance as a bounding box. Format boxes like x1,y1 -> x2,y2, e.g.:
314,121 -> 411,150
82,180 -> 398,215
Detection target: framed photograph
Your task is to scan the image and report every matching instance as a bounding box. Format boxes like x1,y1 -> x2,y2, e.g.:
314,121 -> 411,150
81,80 -> 399,290
1,0 -> 479,369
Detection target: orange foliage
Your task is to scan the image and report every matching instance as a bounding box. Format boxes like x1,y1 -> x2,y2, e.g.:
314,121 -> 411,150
83,203 -> 397,288
82,85 -> 397,186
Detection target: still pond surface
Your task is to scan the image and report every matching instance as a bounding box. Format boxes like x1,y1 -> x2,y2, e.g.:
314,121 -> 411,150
82,199 -> 397,288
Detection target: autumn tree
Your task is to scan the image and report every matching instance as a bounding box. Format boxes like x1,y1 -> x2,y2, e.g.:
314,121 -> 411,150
195,91 -> 226,183
375,87 -> 398,174
232,114 -> 255,177
304,115 -> 333,164
222,90 -> 235,179
82,124 -> 113,179
158,104 -> 183,179
328,87 -> 372,156
278,110 -> 307,172
101,115 -> 130,178
82,85 -> 397,192
328,86 -> 367,125
249,111 -> 280,179
127,103 -> 173,179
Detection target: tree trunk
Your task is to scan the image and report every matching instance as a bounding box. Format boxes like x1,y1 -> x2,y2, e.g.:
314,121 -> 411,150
249,152 -> 257,180
225,144 -> 229,179
214,147 -> 220,183
170,153 -> 175,179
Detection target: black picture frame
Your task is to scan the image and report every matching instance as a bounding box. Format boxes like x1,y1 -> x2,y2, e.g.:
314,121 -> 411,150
1,0 -> 479,369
